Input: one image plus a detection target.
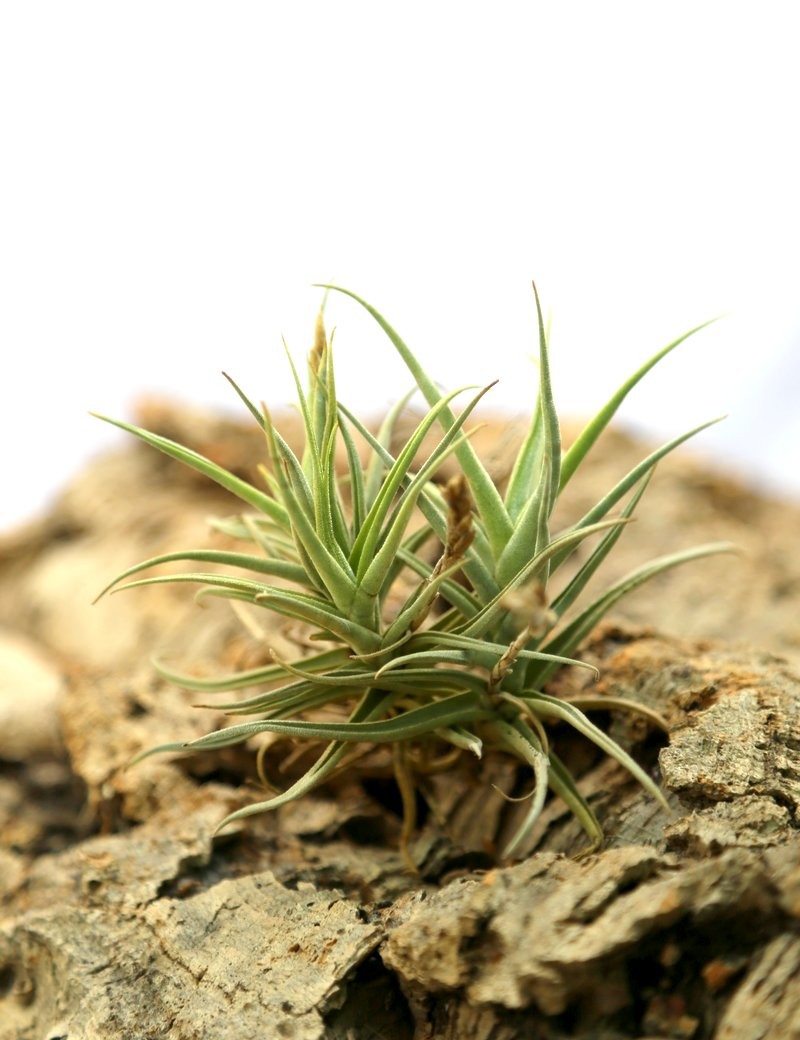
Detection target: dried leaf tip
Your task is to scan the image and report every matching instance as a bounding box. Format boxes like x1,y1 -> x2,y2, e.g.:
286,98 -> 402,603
442,474 -> 475,565
310,310 -> 327,375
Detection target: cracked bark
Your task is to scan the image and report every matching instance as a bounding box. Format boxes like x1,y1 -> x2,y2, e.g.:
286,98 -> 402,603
3,404 -> 800,1039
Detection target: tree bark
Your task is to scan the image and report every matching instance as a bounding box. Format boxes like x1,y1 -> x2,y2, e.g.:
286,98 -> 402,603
2,627 -> 799,1039
3,404 -> 800,1039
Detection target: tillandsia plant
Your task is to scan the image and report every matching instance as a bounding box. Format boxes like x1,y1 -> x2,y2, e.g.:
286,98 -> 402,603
93,285 -> 733,861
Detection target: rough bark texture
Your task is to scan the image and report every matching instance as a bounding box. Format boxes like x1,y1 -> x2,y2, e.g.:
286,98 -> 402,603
2,401 -> 800,1039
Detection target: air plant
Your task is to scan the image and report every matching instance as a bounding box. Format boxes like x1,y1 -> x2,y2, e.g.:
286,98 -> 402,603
93,285 -> 732,861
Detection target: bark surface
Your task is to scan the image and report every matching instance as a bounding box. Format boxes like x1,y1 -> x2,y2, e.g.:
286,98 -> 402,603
2,402 -> 800,1039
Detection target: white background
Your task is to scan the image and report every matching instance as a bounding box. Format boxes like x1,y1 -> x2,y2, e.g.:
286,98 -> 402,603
2,3 -> 799,530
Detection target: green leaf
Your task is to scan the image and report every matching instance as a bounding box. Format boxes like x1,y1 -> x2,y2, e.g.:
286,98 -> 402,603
380,558 -> 468,646
362,386 -> 417,508
488,717 -> 549,857
504,386 -> 543,522
261,407 -> 357,611
222,372 -> 266,429
336,409 -> 367,535
113,571 -> 270,601
319,284 -> 514,560
459,518 -> 630,640
349,383 -> 478,579
91,413 -> 286,524
558,318 -> 720,492
118,572 -> 379,655
187,690 -> 492,747
214,680 -> 355,718
255,587 -> 384,654
545,750 -> 604,847
437,726 -> 484,757
153,646 -> 351,693
495,451 -> 549,588
377,631 -> 596,678
533,542 -> 736,684
546,472 -> 652,623
551,418 -> 725,576
496,286 -> 560,590
495,282 -> 557,532
394,543 -> 483,619
214,688 -> 397,828
221,667 -> 486,717
521,691 -> 669,811
94,549 -> 309,602
210,514 -> 297,560
532,281 -> 561,519
338,401 -> 499,602
301,339 -> 353,560
356,385 -> 494,606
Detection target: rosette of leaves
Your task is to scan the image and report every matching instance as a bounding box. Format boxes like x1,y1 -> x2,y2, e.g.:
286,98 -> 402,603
94,285 -> 732,859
